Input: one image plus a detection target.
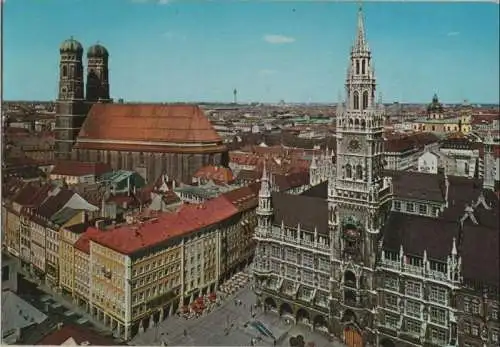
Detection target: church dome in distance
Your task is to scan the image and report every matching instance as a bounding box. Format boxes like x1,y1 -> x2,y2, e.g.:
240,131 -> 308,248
60,37 -> 83,53
427,93 -> 443,113
87,43 -> 109,58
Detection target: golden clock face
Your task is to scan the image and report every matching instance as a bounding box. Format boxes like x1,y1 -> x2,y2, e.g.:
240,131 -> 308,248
348,139 -> 361,152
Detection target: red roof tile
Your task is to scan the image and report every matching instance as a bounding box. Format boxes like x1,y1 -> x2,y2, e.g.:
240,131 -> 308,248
193,165 -> 235,184
89,196 -> 238,255
76,103 -> 222,144
36,324 -> 119,345
74,227 -> 101,254
12,182 -> 51,207
51,160 -> 112,177
221,182 -> 260,211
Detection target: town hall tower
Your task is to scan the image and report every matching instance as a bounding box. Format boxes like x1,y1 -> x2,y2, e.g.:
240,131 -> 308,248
328,4 -> 393,345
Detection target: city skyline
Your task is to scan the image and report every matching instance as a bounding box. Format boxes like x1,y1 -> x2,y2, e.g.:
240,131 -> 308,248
3,0 -> 499,104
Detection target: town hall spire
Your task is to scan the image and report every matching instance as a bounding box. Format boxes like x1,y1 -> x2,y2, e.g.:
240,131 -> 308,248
353,3 -> 369,53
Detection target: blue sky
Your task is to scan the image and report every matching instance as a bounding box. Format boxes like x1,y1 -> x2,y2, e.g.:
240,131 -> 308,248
3,0 -> 499,104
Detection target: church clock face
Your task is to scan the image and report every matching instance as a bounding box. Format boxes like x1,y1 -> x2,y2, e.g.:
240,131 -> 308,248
348,139 -> 361,152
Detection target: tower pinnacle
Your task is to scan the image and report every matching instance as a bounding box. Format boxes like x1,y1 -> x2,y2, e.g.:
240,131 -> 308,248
353,2 -> 369,53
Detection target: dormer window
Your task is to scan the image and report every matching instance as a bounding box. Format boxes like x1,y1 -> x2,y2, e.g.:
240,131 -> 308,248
406,202 -> 415,213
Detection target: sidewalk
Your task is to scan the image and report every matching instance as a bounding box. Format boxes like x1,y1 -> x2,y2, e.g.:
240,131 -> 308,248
21,270 -> 112,334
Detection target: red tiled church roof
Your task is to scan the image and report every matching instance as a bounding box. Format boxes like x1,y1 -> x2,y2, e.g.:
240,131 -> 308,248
76,103 -> 222,144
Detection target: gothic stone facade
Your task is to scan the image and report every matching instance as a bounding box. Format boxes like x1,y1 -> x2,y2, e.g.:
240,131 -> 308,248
252,6 -> 499,347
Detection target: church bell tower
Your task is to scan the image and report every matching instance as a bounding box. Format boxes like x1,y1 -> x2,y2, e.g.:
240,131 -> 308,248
328,5 -> 393,344
55,37 -> 88,160
86,43 -> 111,102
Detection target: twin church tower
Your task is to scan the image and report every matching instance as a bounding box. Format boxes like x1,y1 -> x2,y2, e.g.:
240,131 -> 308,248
55,38 -> 111,159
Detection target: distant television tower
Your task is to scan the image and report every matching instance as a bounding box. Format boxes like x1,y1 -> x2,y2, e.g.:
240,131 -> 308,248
233,88 -> 237,104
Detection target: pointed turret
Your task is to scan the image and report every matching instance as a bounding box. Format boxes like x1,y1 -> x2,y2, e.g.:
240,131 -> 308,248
256,162 -> 273,238
259,162 -> 271,198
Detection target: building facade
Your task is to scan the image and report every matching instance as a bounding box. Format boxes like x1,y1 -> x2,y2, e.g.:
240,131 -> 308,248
252,6 -> 499,347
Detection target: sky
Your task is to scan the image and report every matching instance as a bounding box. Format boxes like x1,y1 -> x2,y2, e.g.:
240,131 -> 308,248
2,0 -> 499,104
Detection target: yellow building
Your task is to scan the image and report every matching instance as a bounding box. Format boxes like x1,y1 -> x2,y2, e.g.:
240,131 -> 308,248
129,243 -> 182,336
74,239 -> 91,308
3,206 -> 21,257
88,240 -> 129,337
47,210 -> 87,287
413,93 -> 472,135
81,196 -> 238,340
59,222 -> 87,294
182,230 -> 219,304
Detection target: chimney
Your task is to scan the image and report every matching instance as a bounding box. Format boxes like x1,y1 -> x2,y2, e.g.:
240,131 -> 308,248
95,219 -> 106,230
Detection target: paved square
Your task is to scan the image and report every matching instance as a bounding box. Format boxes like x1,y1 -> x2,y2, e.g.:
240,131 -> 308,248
131,285 -> 346,347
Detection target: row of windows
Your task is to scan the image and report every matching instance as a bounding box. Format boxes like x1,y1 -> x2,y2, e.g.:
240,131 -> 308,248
344,164 -> 363,180
352,90 -> 370,111
133,279 -> 177,304
132,270 -> 180,289
133,248 -> 181,268
385,284 -> 448,306
133,262 -> 180,278
393,201 -> 440,216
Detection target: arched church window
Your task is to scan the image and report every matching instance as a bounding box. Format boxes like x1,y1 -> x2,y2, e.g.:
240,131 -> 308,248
356,165 -> 363,180
464,162 -> 469,175
345,164 -> 352,179
353,92 -> 360,110
70,65 -> 75,79
361,119 -> 366,129
62,65 -> 67,78
355,60 -> 360,75
362,91 -> 369,110
349,118 -> 353,127
362,59 -> 366,74
344,271 -> 356,288
354,118 -> 359,127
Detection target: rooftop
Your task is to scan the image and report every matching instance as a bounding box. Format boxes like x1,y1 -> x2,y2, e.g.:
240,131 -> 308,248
35,323 -> 119,345
271,191 -> 328,235
75,104 -> 223,148
89,196 -> 238,255
50,160 -> 112,177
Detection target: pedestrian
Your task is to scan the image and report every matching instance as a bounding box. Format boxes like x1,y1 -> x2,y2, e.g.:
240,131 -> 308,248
183,329 -> 187,336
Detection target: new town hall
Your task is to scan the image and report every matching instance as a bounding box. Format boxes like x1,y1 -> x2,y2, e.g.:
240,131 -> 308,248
253,6 -> 499,347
